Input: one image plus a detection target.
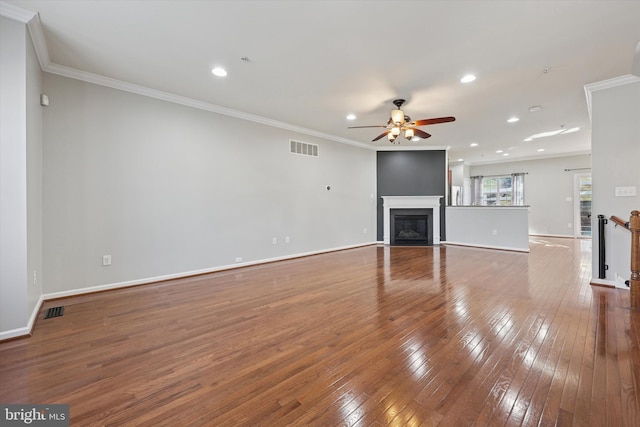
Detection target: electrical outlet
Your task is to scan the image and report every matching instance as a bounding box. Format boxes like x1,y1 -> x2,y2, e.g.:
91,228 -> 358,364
363,228 -> 367,234
102,255 -> 112,266
33,270 -> 37,285
235,257 -> 243,263
272,237 -> 277,245
492,230 -> 497,236
285,236 -> 290,244
615,186 -> 637,197
568,223 -> 573,228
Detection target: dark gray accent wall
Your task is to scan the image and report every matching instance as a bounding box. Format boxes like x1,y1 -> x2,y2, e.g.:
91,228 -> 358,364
376,150 -> 447,241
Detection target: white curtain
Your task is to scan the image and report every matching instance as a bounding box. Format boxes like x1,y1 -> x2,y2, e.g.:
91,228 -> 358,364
470,176 -> 482,205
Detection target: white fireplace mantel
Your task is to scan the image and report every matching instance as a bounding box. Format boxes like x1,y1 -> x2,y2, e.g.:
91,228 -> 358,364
381,196 -> 443,245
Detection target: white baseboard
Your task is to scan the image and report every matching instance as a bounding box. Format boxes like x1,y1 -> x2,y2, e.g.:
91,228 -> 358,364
590,277 -> 629,290
443,241 -> 530,253
37,241 -> 378,302
1,242 -> 378,341
529,233 -> 576,238
0,295 -> 44,341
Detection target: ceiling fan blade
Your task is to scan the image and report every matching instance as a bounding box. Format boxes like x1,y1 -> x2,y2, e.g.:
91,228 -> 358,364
372,131 -> 390,141
348,125 -> 388,129
412,128 -> 432,139
413,117 -> 456,126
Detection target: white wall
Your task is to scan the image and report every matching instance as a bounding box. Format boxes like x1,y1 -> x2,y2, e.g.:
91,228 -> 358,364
42,73 -> 377,295
590,78 -> 640,287
446,206 -> 530,252
0,17 -> 28,334
470,154 -> 592,236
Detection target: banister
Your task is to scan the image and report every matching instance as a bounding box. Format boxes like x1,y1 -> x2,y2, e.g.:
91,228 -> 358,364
610,215 -> 630,229
631,210 -> 640,309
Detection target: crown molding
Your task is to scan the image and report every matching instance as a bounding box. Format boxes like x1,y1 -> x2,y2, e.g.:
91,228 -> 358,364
584,74 -> 640,122
26,12 -> 50,68
0,1 -> 36,23
375,145 -> 449,151
2,1 -> 375,151
44,65 -> 377,151
0,2 -> 50,69
465,149 -> 591,166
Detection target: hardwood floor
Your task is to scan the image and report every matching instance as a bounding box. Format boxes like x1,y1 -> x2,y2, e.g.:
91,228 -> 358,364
1,237 -> 639,426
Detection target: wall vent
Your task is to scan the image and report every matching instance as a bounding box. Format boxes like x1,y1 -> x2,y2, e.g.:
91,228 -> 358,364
290,140 -> 319,157
44,306 -> 64,319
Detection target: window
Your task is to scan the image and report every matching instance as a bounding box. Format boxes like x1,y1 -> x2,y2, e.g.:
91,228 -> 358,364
471,173 -> 525,206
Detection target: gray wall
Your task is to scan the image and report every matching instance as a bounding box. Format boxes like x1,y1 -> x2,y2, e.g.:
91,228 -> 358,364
0,16 -> 43,336
470,154 -> 592,236
42,73 -> 377,295
26,27 -> 43,325
591,79 -> 640,286
376,150 -> 447,241
0,16 -> 28,333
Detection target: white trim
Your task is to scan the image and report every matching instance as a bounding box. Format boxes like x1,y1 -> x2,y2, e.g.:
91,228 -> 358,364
584,74 -> 640,122
0,295 -> 44,341
25,12 -> 50,68
444,241 -> 530,253
43,63 -> 374,150
40,242 -> 377,301
529,233 -> 575,238
590,277 -> 628,290
381,196 -> 443,245
467,150 -> 592,166
375,145 -> 450,151
0,1 -> 36,23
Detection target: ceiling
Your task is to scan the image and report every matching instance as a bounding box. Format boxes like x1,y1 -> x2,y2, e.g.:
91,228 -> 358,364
3,0 -> 640,164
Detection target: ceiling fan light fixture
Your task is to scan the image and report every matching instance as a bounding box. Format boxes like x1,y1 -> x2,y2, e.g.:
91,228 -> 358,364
387,133 -> 396,142
391,127 -> 401,137
391,109 -> 405,124
404,128 -> 414,139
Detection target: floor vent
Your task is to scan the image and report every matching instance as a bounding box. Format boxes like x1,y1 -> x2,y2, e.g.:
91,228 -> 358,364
290,139 -> 318,157
44,306 -> 64,319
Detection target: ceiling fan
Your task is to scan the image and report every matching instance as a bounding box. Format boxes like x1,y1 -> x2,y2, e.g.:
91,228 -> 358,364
348,99 -> 455,143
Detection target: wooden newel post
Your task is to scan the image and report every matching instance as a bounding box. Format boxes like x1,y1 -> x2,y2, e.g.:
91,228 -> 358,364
630,210 -> 640,309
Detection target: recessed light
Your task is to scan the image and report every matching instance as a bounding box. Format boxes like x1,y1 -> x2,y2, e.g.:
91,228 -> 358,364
537,148 -> 545,152
523,137 -> 533,142
496,150 -> 503,153
470,142 -> 478,147
411,137 -> 420,142
503,153 -> 510,156
507,117 -> 519,123
460,74 -> 476,83
212,67 -> 227,77
529,106 -> 542,113
346,114 -> 356,120
457,158 -> 464,162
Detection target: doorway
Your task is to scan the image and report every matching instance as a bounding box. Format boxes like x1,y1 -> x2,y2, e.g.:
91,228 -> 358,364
574,173 -> 592,237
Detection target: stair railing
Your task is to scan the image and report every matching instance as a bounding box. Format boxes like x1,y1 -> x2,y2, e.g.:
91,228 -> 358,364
630,211 -> 640,308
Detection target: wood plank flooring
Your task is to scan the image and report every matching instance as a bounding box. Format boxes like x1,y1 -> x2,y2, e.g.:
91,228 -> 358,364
1,237 -> 639,426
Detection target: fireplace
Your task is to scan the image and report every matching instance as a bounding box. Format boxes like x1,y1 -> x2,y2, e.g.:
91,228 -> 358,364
391,209 -> 432,245
381,196 -> 443,245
